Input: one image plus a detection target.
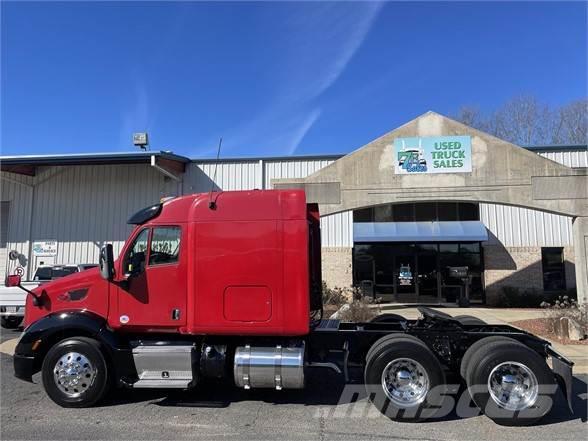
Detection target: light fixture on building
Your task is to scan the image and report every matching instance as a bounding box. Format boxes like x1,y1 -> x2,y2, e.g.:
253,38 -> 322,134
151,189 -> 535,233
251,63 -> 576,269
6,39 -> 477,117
133,132 -> 149,151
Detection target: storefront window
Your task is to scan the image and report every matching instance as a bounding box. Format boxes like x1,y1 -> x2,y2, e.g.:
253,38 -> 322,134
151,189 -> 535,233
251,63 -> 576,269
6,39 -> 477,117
353,202 -> 480,223
353,207 -> 373,222
415,203 -> 436,221
393,204 -> 413,222
353,241 -> 484,303
374,205 -> 393,222
541,248 -> 566,291
460,243 -> 480,253
437,202 -> 458,221
459,203 -> 479,221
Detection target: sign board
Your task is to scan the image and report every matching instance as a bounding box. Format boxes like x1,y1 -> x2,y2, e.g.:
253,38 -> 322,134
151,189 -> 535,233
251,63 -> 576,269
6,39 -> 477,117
32,240 -> 58,257
393,136 -> 472,174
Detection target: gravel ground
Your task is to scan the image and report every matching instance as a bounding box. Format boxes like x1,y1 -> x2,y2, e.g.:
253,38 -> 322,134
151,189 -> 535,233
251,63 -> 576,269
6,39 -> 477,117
1,329 -> 587,441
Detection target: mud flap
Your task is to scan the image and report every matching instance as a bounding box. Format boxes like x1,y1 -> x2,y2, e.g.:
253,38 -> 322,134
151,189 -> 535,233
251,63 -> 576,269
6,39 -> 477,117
547,347 -> 574,412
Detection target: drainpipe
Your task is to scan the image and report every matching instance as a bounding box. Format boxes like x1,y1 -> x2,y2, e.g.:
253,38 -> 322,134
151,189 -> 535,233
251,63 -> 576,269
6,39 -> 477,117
25,183 -> 36,280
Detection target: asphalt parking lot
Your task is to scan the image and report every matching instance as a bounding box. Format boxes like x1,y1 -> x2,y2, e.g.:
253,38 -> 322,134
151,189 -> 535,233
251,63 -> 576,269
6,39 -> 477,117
1,329 -> 586,441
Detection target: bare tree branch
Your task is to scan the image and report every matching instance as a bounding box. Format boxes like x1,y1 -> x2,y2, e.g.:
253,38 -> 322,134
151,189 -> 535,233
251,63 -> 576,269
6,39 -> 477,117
453,96 -> 587,146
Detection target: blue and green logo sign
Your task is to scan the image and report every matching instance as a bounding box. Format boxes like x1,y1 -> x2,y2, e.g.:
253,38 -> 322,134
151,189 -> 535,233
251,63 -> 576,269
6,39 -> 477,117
394,136 -> 472,174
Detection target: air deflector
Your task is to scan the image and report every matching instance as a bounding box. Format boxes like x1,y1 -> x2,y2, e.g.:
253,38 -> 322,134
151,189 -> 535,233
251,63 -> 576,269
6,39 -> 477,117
127,203 -> 162,225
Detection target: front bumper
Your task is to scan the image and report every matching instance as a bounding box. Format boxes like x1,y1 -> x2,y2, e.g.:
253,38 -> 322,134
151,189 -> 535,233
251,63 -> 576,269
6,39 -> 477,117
546,345 -> 574,411
13,354 -> 35,382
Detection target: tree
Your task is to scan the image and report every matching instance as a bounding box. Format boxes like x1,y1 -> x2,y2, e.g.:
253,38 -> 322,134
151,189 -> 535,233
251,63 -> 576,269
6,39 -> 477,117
454,96 -> 587,146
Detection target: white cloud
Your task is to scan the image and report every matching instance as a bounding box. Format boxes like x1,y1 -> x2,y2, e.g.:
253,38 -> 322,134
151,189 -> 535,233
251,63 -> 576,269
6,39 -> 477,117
194,2 -> 383,157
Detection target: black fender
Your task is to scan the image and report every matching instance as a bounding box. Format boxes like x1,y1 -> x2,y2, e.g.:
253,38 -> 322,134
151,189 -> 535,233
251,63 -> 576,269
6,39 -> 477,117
14,310 -> 135,384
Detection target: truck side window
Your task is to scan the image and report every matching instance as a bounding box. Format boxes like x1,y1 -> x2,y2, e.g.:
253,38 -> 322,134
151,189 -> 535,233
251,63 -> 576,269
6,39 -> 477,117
124,228 -> 150,275
149,227 -> 181,266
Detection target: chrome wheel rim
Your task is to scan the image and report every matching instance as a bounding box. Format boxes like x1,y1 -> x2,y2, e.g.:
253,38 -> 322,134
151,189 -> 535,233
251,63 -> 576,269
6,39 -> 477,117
487,361 -> 539,411
53,352 -> 96,398
381,358 -> 429,407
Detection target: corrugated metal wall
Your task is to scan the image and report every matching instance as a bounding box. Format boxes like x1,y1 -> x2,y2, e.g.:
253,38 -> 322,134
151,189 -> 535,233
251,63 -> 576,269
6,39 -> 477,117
538,150 -> 588,168
479,204 -> 573,247
186,161 -> 261,192
478,149 -> 581,247
1,164 -> 178,280
1,173 -> 34,280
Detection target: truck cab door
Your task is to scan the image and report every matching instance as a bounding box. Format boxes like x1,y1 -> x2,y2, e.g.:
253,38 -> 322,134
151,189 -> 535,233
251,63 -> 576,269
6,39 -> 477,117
116,225 -> 186,329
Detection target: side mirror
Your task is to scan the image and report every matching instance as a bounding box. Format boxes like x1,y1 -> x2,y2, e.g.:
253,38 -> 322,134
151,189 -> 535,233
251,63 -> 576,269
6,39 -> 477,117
5,274 -> 22,287
99,244 -> 115,280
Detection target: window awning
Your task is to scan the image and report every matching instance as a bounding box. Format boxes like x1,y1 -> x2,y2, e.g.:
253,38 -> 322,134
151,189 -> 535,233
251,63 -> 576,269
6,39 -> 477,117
353,221 -> 488,243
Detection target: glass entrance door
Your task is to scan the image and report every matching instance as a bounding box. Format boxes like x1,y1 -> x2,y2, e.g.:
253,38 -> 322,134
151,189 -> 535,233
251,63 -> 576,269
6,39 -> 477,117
416,244 -> 439,303
394,254 -> 416,302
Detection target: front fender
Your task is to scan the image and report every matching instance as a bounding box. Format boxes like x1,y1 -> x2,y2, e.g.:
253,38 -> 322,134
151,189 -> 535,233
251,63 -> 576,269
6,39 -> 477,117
14,310 -> 135,384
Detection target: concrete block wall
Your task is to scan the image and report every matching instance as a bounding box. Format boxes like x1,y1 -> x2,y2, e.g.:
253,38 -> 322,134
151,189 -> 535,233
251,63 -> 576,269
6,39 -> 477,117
322,247 -> 353,289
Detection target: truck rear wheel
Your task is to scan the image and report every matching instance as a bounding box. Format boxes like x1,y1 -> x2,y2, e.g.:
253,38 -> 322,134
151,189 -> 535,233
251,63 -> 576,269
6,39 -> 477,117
464,338 -> 556,426
41,337 -> 110,408
364,335 -> 446,421
460,336 -> 522,379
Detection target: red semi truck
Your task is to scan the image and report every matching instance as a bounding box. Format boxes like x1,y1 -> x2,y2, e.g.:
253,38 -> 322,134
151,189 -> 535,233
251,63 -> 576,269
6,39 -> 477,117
7,190 -> 573,425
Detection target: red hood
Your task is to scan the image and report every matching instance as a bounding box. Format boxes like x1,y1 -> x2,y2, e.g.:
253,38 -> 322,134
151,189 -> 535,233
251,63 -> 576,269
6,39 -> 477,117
26,266 -> 109,326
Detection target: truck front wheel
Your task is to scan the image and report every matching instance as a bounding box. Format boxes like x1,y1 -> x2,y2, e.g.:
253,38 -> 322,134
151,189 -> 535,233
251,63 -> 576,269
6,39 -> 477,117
364,335 -> 446,421
41,337 -> 110,408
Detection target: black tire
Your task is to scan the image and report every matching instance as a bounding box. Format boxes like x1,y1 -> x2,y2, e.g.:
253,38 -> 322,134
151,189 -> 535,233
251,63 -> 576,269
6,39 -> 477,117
453,315 -> 486,326
1,316 -> 23,329
462,337 -> 525,384
42,337 -> 110,408
365,334 -> 446,421
370,313 -> 407,324
365,333 -> 426,366
466,339 -> 556,426
460,336 -> 522,380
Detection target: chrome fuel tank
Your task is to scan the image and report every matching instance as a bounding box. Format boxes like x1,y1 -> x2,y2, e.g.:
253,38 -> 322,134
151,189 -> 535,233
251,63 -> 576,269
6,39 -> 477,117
233,344 -> 304,390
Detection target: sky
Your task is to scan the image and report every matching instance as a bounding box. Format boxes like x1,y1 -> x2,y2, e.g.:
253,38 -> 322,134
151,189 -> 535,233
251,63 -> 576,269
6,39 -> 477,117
1,1 -> 586,158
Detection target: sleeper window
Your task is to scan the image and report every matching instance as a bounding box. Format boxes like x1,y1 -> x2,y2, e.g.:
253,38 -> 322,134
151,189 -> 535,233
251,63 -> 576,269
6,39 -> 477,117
149,227 -> 181,265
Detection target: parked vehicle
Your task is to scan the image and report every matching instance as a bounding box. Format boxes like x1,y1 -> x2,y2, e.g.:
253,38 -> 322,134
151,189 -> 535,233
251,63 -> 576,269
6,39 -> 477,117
1,264 -> 97,329
33,264 -> 98,282
7,190 -> 573,425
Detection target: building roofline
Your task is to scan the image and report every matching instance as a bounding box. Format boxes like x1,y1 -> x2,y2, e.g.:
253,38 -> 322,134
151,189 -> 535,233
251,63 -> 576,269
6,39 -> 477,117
522,144 -> 587,152
192,153 -> 346,164
0,150 -> 190,165
1,144 -> 584,169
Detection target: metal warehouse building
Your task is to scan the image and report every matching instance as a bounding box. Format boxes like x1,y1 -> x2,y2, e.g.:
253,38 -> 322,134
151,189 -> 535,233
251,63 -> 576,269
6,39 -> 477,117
1,112 -> 587,305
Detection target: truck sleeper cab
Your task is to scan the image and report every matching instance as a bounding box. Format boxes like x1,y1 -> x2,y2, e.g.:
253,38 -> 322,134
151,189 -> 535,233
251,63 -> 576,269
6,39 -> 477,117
10,190 -> 573,426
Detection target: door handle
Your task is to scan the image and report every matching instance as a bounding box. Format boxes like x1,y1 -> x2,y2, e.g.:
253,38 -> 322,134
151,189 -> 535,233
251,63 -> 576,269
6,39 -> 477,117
172,309 -> 180,320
